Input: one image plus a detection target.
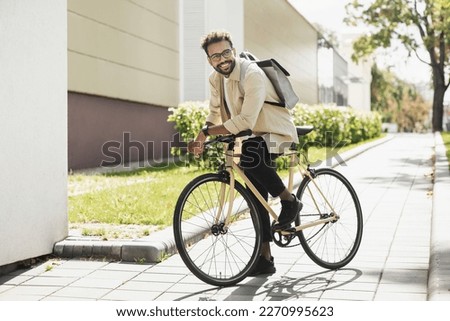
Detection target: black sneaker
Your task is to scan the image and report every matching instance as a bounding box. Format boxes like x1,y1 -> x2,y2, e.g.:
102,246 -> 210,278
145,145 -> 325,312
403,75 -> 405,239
273,194 -> 302,230
248,256 -> 276,276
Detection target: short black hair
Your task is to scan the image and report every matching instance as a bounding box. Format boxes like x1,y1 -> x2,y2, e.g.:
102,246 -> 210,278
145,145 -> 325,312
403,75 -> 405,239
200,30 -> 233,55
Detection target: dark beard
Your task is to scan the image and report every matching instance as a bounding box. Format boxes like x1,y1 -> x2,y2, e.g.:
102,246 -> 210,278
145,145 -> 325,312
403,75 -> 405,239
213,59 -> 236,76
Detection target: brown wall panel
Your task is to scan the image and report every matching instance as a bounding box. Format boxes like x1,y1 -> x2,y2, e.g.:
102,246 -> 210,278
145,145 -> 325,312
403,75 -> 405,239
68,92 -> 176,170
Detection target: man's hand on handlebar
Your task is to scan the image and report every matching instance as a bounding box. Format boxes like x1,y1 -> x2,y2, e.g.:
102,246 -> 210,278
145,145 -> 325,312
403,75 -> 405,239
188,124 -> 230,157
188,132 -> 206,157
187,125 -> 252,157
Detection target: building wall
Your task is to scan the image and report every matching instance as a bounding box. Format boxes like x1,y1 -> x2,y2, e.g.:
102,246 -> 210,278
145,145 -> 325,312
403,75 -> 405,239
68,0 -> 367,169
181,0 -> 318,105
347,57 -> 372,112
333,51 -> 348,106
0,1 -> 68,266
68,92 -> 174,170
244,0 -> 319,105
181,0 -> 244,102
341,34 -> 372,111
317,43 -> 348,106
68,0 -> 179,106
318,45 -> 334,104
68,0 -> 179,169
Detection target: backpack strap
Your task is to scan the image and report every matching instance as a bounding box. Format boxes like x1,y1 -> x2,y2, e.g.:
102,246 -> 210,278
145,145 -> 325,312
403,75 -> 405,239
238,59 -> 251,96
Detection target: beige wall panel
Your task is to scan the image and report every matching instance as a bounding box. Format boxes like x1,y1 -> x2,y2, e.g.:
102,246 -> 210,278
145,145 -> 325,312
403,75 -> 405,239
68,0 -> 179,106
244,0 -> 318,104
68,12 -> 178,79
130,0 -> 178,22
68,0 -> 178,50
69,51 -> 178,107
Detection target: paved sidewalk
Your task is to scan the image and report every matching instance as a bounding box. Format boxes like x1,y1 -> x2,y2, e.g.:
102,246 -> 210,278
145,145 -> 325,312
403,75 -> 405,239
0,133 -> 448,301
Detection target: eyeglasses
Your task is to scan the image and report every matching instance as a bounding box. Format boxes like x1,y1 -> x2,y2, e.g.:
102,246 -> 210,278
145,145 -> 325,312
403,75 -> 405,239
208,48 -> 233,62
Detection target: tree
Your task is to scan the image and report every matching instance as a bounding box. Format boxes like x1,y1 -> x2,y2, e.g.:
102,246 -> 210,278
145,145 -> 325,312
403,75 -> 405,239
371,64 -> 430,132
345,0 -> 450,131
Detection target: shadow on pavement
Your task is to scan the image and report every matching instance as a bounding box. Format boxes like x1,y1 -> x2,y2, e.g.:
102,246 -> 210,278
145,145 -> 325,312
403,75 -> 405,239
171,269 -> 362,301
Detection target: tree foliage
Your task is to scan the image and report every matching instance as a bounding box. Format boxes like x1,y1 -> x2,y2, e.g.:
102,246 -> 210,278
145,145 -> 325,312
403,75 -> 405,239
314,23 -> 340,49
371,64 -> 430,132
345,0 -> 450,131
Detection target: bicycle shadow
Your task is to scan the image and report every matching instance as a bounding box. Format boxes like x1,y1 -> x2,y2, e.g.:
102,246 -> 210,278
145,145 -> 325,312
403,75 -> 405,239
228,269 -> 362,301
172,268 -> 362,301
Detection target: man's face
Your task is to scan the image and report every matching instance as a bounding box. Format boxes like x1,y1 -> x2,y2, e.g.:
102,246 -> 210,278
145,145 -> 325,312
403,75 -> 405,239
207,40 -> 236,76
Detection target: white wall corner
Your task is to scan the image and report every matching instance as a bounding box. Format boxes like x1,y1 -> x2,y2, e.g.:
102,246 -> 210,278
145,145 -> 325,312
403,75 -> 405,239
0,0 -> 68,266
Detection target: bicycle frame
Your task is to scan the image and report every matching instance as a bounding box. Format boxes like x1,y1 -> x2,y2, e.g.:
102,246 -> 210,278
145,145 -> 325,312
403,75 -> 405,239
215,145 -> 339,235
175,128 -> 363,286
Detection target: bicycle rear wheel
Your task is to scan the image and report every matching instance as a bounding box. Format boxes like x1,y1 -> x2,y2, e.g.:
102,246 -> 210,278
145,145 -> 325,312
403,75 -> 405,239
296,168 -> 363,269
173,173 -> 262,286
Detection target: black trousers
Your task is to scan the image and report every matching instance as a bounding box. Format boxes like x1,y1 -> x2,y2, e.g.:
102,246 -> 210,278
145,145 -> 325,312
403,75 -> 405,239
239,137 -> 286,242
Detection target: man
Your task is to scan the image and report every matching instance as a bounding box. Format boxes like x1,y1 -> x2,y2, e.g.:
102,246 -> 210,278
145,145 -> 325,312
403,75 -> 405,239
188,30 -> 302,276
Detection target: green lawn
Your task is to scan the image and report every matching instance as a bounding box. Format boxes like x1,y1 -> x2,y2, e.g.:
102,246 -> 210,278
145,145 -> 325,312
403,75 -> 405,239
69,135 -> 386,232
69,164 -> 208,227
441,131 -> 450,170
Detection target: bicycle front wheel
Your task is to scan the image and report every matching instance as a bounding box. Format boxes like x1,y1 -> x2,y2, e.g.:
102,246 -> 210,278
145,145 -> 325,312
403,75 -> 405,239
173,173 -> 262,286
296,168 -> 363,269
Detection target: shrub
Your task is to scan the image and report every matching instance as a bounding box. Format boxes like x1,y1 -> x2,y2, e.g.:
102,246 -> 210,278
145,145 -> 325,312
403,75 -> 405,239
168,102 -> 382,170
293,104 -> 382,148
167,101 -> 223,169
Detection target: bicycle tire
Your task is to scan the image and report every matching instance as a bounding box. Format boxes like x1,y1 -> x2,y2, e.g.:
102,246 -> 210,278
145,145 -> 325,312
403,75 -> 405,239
296,168 -> 363,269
173,173 -> 262,286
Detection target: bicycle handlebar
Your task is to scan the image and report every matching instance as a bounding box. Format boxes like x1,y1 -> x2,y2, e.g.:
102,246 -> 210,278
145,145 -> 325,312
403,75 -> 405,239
204,129 -> 253,147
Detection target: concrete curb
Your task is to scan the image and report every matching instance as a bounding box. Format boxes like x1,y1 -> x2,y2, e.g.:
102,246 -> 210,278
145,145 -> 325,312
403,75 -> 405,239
54,225 -> 178,263
428,132 -> 450,300
54,135 -> 394,263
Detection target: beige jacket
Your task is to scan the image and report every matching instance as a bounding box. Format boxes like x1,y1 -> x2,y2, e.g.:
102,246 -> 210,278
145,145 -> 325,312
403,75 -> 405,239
205,57 -> 298,154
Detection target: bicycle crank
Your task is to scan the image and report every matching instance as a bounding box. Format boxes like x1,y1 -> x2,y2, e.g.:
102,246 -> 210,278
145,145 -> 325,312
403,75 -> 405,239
271,222 -> 299,247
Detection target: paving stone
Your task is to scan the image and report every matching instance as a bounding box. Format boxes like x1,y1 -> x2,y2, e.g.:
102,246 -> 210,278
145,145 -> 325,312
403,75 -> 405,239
70,277 -> 124,289
21,276 -> 77,287
100,289 -> 160,301
50,286 -> 111,299
117,280 -> 173,293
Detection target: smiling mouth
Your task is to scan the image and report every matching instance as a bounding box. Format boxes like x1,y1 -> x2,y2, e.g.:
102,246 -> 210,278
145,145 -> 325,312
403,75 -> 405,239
219,61 -> 231,69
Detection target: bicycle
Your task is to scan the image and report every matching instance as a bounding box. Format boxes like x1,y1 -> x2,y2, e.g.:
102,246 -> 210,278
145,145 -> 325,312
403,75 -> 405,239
173,126 -> 363,286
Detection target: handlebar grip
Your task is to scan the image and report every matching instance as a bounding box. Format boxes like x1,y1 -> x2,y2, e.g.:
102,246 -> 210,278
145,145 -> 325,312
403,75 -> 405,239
235,129 -> 253,138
